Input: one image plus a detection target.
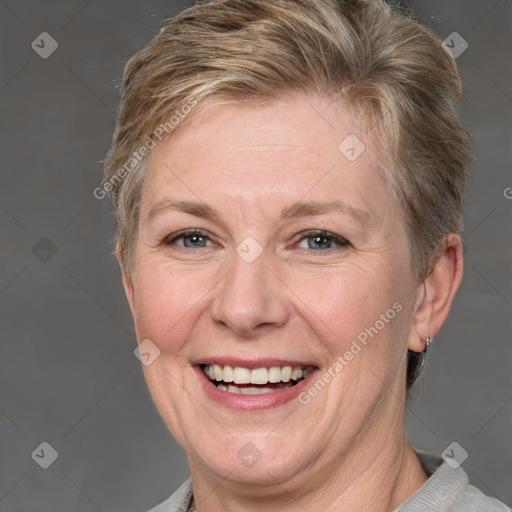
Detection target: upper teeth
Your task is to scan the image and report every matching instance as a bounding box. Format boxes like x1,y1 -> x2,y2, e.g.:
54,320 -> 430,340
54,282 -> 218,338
203,364 -> 311,385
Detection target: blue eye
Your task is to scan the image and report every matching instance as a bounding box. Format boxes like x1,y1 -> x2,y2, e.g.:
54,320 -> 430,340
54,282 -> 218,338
164,230 -> 213,248
296,231 -> 349,251
163,229 -> 349,253
182,234 -> 208,248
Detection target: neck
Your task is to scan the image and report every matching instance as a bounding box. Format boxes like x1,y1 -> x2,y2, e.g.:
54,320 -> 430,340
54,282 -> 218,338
188,434 -> 428,512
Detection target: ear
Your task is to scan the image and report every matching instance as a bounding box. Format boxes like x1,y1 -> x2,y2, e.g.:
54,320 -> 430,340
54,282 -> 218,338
408,234 -> 464,352
116,242 -> 136,317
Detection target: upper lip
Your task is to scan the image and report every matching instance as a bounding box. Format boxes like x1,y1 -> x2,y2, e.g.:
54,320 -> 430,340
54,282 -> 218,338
192,357 -> 318,369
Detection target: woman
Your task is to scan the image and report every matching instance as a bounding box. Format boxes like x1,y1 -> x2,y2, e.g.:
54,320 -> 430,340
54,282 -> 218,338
103,0 -> 510,510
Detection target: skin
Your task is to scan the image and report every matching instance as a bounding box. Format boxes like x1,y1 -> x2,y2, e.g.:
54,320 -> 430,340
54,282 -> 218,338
120,94 -> 463,511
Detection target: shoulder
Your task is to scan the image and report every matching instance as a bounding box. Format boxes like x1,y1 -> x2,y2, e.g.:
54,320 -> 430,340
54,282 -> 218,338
451,484 -> 511,512
395,450 -> 510,512
145,478 -> 193,512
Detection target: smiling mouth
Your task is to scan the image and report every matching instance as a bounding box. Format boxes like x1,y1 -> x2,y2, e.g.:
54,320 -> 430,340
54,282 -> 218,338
200,364 -> 314,395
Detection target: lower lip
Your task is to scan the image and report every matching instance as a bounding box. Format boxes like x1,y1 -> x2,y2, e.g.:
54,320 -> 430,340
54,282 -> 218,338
194,365 -> 319,410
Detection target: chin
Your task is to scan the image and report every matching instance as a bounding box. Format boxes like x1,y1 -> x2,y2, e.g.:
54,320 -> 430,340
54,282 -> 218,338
189,433 -> 309,487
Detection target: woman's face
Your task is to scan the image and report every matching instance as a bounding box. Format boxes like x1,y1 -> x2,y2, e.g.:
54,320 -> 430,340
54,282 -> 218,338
124,95 -> 421,488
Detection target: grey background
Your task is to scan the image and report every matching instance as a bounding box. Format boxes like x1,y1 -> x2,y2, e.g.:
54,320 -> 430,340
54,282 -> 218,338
0,0 -> 510,510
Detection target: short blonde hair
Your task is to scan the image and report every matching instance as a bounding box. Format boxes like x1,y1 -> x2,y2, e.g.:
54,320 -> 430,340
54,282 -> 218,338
103,0 -> 473,387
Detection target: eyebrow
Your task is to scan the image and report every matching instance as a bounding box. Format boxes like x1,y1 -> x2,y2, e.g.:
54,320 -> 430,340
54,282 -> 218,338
281,200 -> 371,225
146,198 -> 371,226
147,199 -> 222,224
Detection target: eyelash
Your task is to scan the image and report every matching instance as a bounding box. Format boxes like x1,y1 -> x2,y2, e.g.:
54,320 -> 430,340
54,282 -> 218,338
163,229 -> 217,249
163,229 -> 350,253
294,230 -> 350,252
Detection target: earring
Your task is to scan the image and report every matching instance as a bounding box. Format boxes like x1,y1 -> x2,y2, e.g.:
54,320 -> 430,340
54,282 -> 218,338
424,335 -> 433,352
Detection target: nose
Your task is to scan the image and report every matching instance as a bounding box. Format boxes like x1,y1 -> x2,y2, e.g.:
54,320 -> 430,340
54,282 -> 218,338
210,248 -> 290,337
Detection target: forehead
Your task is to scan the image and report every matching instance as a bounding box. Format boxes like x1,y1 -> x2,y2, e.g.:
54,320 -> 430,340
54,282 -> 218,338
141,95 -> 390,225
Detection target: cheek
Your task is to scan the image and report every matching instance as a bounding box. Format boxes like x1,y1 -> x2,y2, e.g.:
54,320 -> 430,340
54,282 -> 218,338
131,260 -> 214,349
284,263 -> 406,359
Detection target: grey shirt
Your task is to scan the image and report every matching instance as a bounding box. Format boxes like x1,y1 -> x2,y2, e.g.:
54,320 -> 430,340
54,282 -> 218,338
147,451 -> 510,511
